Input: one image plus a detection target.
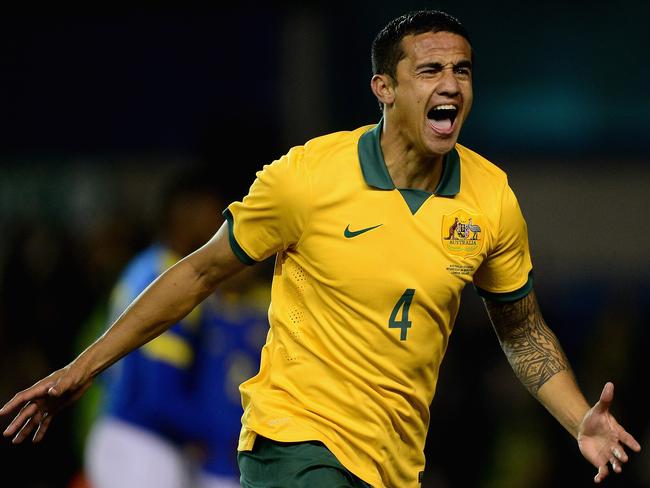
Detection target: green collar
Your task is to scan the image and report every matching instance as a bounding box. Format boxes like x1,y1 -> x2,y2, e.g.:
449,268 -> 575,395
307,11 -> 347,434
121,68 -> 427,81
357,119 -> 461,197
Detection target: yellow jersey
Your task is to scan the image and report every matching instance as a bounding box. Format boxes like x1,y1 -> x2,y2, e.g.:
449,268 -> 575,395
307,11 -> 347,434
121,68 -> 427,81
224,121 -> 533,487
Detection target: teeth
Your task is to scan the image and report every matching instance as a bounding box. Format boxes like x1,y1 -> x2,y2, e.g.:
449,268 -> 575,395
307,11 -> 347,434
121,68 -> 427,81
433,104 -> 457,111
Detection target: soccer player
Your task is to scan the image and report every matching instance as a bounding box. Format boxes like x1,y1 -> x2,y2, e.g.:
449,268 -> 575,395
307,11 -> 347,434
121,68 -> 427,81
193,268 -> 269,488
1,10 -> 641,488
82,170 -> 244,488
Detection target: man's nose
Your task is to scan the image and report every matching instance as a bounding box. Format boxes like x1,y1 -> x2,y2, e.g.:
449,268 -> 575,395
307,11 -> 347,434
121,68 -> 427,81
436,67 -> 460,96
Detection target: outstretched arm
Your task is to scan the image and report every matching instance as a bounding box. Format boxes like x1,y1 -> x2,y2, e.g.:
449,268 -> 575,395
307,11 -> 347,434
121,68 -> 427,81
483,290 -> 641,483
1,221 -> 246,444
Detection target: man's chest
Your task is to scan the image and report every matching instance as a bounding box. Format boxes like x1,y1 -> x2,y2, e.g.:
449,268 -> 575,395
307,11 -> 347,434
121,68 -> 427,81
297,188 -> 490,294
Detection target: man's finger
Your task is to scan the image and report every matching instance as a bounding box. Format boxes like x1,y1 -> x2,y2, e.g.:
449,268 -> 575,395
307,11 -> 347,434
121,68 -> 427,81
0,392 -> 27,417
12,416 -> 37,444
32,413 -> 53,443
594,464 -> 609,483
612,446 -> 628,463
3,402 -> 39,438
619,429 -> 642,452
0,381 -> 55,417
594,382 -> 614,414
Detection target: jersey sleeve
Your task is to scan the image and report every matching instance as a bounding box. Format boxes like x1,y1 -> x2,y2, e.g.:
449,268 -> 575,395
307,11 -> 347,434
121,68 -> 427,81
223,145 -> 311,264
473,181 -> 533,302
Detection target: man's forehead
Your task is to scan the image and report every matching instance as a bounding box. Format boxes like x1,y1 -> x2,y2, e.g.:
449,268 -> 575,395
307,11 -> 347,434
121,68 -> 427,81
402,31 -> 471,61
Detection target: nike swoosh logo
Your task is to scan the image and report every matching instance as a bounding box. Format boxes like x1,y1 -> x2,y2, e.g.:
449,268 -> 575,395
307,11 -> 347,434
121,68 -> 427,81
344,224 -> 383,238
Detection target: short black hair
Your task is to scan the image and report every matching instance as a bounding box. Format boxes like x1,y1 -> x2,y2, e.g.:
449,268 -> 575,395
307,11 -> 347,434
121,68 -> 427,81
371,10 -> 472,80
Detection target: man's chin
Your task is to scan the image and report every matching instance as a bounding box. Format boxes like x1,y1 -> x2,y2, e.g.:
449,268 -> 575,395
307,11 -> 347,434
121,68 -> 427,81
427,136 -> 458,156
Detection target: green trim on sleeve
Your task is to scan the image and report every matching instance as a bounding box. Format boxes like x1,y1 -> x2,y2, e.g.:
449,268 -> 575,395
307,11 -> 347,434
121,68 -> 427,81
474,270 -> 534,302
222,208 -> 257,266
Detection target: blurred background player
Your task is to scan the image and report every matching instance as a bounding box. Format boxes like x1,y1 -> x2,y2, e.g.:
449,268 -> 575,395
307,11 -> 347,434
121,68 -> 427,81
193,267 -> 269,488
80,167 -> 267,488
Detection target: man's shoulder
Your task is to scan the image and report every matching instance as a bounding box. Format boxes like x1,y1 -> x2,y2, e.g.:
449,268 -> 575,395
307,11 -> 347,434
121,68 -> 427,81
302,124 -> 375,154
278,124 -> 375,175
455,143 -> 508,182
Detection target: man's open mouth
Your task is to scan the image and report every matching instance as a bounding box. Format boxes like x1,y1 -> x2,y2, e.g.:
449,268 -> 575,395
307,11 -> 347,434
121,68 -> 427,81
427,104 -> 458,134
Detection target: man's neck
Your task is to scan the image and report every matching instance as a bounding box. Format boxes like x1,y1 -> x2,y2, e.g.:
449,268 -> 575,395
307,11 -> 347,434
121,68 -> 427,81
379,123 -> 444,192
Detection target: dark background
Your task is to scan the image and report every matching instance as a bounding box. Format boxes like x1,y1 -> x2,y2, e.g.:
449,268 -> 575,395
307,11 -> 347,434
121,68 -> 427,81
0,2 -> 648,487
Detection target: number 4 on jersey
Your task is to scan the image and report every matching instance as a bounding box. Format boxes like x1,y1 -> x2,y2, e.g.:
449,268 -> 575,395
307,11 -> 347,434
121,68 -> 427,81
389,289 -> 415,341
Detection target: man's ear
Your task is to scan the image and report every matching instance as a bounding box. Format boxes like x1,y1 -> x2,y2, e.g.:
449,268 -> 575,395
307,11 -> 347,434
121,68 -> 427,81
370,74 -> 395,106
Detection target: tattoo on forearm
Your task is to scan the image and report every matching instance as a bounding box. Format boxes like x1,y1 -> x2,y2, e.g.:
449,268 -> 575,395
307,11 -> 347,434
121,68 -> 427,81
484,291 -> 571,396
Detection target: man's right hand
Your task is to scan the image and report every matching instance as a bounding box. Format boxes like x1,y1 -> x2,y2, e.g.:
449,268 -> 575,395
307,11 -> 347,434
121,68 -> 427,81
1,364 -> 92,444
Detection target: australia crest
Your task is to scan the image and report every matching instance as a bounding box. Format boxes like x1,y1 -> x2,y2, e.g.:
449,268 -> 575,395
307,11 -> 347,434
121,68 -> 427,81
441,210 -> 484,257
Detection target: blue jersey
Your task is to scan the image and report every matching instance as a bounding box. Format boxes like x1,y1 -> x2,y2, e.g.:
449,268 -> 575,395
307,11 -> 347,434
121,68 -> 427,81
194,286 -> 268,477
99,243 -> 268,478
101,243 -> 213,445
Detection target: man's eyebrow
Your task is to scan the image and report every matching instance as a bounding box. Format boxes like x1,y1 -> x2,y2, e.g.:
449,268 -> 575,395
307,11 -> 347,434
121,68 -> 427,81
415,62 -> 444,70
415,59 -> 473,70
